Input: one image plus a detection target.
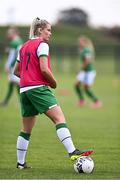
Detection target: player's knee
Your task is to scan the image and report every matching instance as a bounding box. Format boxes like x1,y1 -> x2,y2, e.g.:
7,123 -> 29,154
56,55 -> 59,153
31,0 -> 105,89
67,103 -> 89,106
75,81 -> 80,87
84,85 -> 89,91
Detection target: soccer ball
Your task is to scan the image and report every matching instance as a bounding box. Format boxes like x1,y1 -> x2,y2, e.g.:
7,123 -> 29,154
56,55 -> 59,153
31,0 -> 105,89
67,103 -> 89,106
74,156 -> 94,174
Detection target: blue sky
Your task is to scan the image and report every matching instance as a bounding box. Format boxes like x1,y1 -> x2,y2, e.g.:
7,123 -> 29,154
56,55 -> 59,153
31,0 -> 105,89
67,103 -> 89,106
0,0 -> 120,27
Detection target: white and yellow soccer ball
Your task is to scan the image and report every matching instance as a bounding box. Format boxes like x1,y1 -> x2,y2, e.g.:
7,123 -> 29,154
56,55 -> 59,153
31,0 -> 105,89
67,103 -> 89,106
74,156 -> 94,174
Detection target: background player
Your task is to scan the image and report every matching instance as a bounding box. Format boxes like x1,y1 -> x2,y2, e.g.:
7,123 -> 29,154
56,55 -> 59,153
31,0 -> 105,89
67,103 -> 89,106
14,18 -> 93,169
0,27 -> 23,106
75,36 -> 102,108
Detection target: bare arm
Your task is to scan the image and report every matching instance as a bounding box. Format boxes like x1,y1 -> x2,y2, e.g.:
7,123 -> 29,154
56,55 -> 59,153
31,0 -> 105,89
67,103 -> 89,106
39,56 -> 57,89
13,61 -> 20,77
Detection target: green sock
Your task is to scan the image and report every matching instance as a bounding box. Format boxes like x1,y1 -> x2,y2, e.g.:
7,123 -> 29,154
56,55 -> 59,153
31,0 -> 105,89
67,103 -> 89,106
4,82 -> 14,104
75,85 -> 84,100
85,88 -> 98,102
19,131 -> 31,141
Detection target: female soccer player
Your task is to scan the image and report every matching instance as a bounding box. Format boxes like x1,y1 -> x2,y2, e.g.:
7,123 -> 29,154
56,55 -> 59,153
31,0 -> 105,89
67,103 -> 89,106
0,27 -> 23,106
14,18 -> 93,169
75,36 -> 102,108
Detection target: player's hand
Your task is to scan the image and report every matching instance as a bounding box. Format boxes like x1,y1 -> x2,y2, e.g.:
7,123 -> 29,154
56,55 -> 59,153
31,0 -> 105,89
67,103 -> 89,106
50,80 -> 57,89
5,67 -> 10,74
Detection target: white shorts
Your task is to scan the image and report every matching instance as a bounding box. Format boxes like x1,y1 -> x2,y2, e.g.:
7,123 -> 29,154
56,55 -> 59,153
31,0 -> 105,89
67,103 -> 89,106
8,73 -> 20,84
76,70 -> 96,85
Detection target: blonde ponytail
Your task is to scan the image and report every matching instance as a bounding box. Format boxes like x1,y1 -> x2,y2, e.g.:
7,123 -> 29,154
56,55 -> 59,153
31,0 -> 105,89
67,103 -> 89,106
29,17 -> 50,39
29,17 -> 39,38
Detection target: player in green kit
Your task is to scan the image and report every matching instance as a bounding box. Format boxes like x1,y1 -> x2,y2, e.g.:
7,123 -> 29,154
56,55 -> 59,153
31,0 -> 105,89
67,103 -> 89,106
75,36 -> 102,108
0,27 -> 23,106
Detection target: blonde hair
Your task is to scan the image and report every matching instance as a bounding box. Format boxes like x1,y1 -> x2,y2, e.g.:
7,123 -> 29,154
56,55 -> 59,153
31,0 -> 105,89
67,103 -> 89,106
29,17 -> 50,38
79,36 -> 94,51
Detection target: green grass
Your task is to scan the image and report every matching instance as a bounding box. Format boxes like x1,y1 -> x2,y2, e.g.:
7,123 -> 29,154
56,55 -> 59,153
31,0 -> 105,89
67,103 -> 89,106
0,59 -> 120,179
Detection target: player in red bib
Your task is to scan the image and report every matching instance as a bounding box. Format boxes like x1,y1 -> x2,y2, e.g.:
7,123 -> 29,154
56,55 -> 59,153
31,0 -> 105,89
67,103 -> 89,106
14,17 -> 93,169
19,38 -> 51,88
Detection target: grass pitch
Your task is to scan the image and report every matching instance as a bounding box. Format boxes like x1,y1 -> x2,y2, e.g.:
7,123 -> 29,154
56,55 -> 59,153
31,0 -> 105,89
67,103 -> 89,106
0,59 -> 120,179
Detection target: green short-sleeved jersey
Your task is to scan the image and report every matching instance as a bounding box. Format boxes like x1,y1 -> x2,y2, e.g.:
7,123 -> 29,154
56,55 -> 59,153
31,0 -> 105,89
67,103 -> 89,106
9,38 -> 23,49
80,47 -> 94,71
